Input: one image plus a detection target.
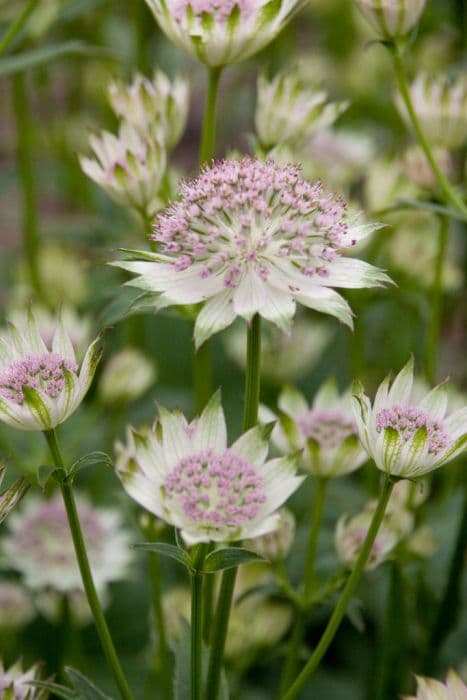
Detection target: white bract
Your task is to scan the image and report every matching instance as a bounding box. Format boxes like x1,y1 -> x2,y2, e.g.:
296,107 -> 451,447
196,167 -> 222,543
403,670 -> 467,700
270,379 -> 368,477
115,392 -> 304,545
114,158 -> 390,347
355,0 -> 426,39
108,70 -> 189,150
80,123 -> 167,218
2,494 -> 132,593
352,358 -> 467,478
144,0 -> 307,67
255,70 -> 348,148
0,311 -> 101,432
0,659 -> 46,700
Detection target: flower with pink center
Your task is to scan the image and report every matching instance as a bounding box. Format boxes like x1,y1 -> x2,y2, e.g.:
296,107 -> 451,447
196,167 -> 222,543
355,0 -> 426,39
263,378 -> 368,477
0,658 -> 47,700
115,392 -> 304,545
2,494 -> 132,594
0,311 -> 101,431
403,670 -> 467,700
353,358 -> 467,478
144,0 -> 307,67
335,507 -> 405,571
114,158 -> 389,347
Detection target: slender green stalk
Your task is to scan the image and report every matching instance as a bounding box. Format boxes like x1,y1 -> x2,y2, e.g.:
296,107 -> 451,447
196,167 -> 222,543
132,0 -> 150,74
281,475 -> 395,700
193,340 -> 213,414
203,544 -> 215,643
206,314 -> 262,700
390,44 -> 467,218
198,66 -> 222,165
147,549 -> 173,700
12,72 -> 43,301
279,614 -> 306,697
191,545 -> 208,700
0,0 -> 39,56
425,216 -> 449,384
43,430 -> 134,700
423,485 -> 467,673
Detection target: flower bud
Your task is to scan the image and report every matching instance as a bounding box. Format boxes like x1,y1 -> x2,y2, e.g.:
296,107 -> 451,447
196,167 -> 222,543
98,348 -> 156,406
244,508 -> 296,562
355,0 -> 426,39
255,70 -> 348,148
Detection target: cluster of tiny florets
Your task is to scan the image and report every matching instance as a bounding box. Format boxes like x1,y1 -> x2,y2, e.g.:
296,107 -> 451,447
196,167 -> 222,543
297,409 -> 356,448
151,158 -> 352,285
173,0 -> 254,22
164,448 -> 266,529
375,404 -> 449,454
0,353 -> 77,404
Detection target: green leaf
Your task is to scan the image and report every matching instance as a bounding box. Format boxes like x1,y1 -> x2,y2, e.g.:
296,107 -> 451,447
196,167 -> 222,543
0,467 -> 30,524
66,668 -> 114,700
134,542 -> 194,572
37,464 -> 57,488
202,547 -> 265,573
396,198 -> 467,223
68,451 -> 113,480
28,681 -> 76,700
0,41 -> 120,76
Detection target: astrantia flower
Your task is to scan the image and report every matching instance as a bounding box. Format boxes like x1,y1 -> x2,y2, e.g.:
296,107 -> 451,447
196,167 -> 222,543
255,70 -> 348,149
355,0 -> 426,39
115,392 -> 304,545
352,358 -> 467,478
2,495 -> 132,592
108,70 -> 189,150
268,379 -> 368,477
335,507 -> 405,571
80,123 -> 166,218
402,145 -> 453,190
114,158 -> 389,347
397,74 -> 467,150
244,507 -> 295,562
0,582 -> 35,631
98,348 -> 156,406
0,311 -> 101,431
0,658 -> 47,700
403,670 -> 467,700
144,0 -> 307,67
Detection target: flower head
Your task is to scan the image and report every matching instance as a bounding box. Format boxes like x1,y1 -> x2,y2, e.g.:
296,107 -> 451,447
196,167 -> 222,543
355,0 -> 426,39
115,157 -> 389,347
80,123 -> 166,218
269,379 -> 368,477
108,70 -> 189,150
0,311 -> 101,432
2,494 -> 132,593
115,392 -> 304,545
397,74 -> 467,150
244,507 -> 295,561
335,507 -> 405,571
255,70 -> 348,149
403,670 -> 467,700
353,358 -> 467,478
402,145 -> 453,190
145,0 -> 306,67
0,659 -> 47,700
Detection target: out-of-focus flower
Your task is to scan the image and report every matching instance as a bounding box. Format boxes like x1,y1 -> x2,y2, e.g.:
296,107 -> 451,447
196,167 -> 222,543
115,392 -> 304,545
397,74 -> 467,150
80,124 -> 166,218
35,588 -> 108,627
98,348 -> 156,406
114,158 -> 389,347
224,318 -> 333,385
108,70 -> 189,150
244,508 -> 295,562
144,0 -> 307,67
403,669 -> 467,700
255,70 -> 348,149
0,311 -> 101,431
0,582 -> 35,631
2,495 -> 132,594
353,357 -> 467,478
0,658 -> 47,699
355,0 -> 426,39
402,145 -> 454,190
406,524 -> 438,558
364,157 -> 419,212
270,379 -> 368,477
0,466 -> 30,525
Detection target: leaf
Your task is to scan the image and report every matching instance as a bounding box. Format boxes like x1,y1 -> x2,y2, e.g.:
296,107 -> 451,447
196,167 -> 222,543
66,668 -> 115,700
68,451 -> 113,480
202,547 -> 265,573
134,542 -> 194,572
28,681 -> 76,700
37,464 -> 57,488
396,198 -> 467,223
235,582 -> 281,606
0,41 -> 120,76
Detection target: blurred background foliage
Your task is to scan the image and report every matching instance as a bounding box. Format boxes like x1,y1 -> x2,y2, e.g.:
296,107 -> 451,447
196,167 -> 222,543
0,1 -> 466,698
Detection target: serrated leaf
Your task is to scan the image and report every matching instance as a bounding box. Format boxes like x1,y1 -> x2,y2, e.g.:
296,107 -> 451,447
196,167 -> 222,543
68,451 -> 113,479
66,667 -> 115,700
202,547 -> 265,573
37,464 -> 57,488
28,680 -> 77,700
0,41 -> 120,76
134,542 -> 194,572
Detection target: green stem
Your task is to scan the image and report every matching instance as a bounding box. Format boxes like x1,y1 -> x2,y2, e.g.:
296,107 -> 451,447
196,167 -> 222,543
203,552 -> 215,643
191,545 -> 208,700
281,474 -> 395,700
132,0 -> 150,74
43,430 -> 134,700
148,550 -> 173,700
12,72 -> 43,301
0,0 -> 39,56
423,484 -> 467,673
390,44 -> 467,218
206,314 -> 262,700
279,615 -> 306,697
193,340 -> 213,414
198,66 -> 222,165
425,216 -> 449,384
